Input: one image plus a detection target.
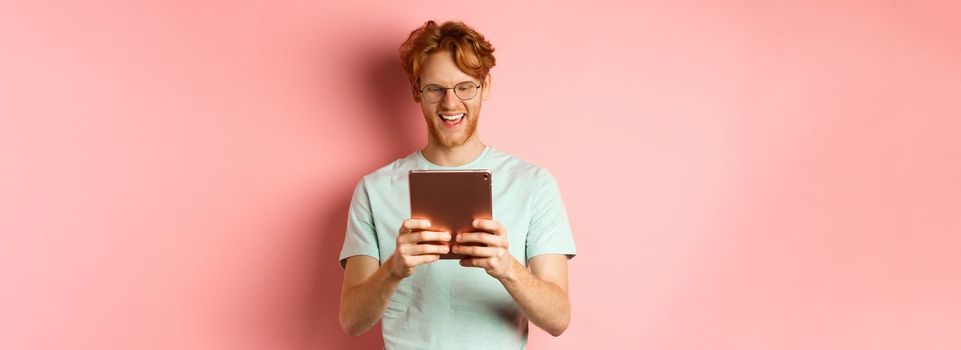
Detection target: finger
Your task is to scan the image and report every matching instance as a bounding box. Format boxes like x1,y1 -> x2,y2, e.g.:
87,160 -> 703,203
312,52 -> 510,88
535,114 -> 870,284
452,245 -> 499,257
398,230 -> 451,244
407,254 -> 441,266
459,257 -> 489,269
401,243 -> 451,256
401,219 -> 432,233
455,232 -> 507,247
472,219 -> 505,236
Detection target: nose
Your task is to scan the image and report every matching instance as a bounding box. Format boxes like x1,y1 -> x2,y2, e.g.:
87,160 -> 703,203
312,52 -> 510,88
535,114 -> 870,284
440,88 -> 460,109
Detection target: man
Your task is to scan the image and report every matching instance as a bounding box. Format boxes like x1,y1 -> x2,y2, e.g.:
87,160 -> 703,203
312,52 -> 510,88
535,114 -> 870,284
338,20 -> 576,349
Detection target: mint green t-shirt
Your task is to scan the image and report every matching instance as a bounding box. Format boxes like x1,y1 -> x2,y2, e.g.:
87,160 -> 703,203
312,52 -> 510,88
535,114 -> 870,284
339,146 -> 576,350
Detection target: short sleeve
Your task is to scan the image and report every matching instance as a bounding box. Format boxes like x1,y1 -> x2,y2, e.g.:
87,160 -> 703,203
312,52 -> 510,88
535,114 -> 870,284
525,169 -> 576,261
338,178 -> 381,268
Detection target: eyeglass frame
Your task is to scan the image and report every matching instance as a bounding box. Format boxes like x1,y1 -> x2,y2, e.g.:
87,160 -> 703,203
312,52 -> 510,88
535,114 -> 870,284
416,81 -> 482,103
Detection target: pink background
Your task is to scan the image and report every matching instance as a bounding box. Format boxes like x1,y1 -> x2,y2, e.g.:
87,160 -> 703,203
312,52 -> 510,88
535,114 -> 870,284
2,1 -> 960,349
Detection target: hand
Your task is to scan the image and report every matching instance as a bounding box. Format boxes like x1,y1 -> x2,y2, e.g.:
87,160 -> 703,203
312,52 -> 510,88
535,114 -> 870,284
453,219 -> 517,280
387,219 -> 451,279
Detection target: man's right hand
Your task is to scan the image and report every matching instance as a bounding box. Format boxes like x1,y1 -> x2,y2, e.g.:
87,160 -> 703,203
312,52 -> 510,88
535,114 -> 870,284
387,219 -> 450,279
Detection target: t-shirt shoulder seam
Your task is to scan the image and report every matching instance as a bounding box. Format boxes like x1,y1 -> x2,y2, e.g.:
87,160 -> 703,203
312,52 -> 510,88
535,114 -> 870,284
489,147 -> 546,176
363,151 -> 420,180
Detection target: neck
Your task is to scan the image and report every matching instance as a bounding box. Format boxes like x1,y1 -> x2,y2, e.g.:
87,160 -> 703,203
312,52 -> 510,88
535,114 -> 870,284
421,136 -> 486,167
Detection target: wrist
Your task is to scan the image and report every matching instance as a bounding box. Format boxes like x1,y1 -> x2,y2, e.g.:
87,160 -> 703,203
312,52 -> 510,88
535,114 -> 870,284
383,254 -> 406,281
496,256 -> 524,284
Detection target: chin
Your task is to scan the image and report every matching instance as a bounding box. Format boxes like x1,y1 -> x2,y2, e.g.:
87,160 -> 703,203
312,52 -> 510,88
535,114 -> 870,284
425,115 -> 478,148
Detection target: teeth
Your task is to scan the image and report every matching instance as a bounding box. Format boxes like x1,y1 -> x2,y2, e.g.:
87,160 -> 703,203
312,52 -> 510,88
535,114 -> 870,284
440,113 -> 465,121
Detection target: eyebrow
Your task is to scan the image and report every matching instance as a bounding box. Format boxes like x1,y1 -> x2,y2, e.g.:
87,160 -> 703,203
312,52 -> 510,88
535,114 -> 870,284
421,80 -> 479,87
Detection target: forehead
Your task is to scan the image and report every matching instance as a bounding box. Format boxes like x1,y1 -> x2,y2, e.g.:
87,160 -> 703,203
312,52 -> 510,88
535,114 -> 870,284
420,51 -> 476,85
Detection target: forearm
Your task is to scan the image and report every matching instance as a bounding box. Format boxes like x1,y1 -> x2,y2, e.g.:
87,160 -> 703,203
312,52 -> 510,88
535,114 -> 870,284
498,258 -> 571,336
339,262 -> 402,336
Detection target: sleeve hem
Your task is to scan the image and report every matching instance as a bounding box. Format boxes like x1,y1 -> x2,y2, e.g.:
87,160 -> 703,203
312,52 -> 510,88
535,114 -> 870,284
339,253 -> 381,269
526,250 -> 576,262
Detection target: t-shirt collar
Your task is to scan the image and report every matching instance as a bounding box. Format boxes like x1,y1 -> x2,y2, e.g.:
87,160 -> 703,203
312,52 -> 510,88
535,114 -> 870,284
415,145 -> 491,170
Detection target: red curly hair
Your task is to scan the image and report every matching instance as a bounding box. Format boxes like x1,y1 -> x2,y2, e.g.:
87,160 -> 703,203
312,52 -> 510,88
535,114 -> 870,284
399,20 -> 496,102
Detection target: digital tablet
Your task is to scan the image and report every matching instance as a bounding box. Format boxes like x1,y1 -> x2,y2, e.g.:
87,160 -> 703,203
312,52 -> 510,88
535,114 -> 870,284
409,169 -> 492,259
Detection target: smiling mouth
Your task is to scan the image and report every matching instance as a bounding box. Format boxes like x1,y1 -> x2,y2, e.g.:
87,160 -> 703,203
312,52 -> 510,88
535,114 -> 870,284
438,112 -> 465,127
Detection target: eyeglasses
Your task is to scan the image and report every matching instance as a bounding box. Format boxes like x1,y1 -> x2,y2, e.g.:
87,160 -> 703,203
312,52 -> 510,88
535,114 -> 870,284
418,81 -> 480,103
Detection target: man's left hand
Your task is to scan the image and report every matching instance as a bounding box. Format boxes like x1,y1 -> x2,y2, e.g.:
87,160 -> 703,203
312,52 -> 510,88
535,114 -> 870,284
453,219 -> 518,280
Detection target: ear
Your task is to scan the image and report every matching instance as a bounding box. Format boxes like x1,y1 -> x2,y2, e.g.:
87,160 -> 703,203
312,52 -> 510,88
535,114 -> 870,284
481,74 -> 492,100
411,83 -> 421,103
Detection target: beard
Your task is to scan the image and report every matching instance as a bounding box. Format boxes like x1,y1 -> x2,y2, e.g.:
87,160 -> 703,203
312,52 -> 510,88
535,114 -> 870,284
425,112 -> 478,147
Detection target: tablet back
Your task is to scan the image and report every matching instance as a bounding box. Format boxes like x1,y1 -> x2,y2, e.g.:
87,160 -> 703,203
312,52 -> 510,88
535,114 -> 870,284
409,169 -> 492,259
